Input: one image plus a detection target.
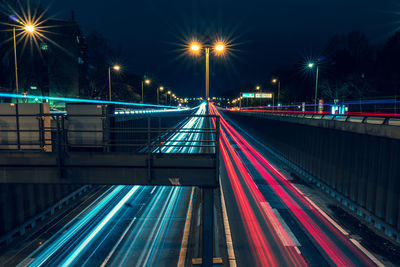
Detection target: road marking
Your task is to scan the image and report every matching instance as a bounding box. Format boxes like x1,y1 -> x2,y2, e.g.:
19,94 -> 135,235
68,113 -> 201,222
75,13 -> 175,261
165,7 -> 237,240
301,194 -> 349,236
150,187 -> 157,194
283,176 -> 384,266
177,187 -> 195,267
192,257 -> 223,265
272,209 -> 301,246
220,181 -> 237,267
100,217 -> 137,267
260,202 -> 296,247
349,238 -> 384,267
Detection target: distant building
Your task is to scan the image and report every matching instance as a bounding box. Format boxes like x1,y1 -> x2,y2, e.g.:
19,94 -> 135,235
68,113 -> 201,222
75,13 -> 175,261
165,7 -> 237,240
0,15 -> 89,107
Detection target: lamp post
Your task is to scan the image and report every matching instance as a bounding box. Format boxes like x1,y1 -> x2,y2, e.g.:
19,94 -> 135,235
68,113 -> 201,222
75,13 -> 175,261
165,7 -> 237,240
272,77 -> 281,108
108,65 -> 120,101
167,90 -> 171,105
12,24 -> 36,102
190,41 -> 226,100
256,85 -> 261,106
141,78 -> 151,103
308,62 -> 319,112
158,86 -> 164,105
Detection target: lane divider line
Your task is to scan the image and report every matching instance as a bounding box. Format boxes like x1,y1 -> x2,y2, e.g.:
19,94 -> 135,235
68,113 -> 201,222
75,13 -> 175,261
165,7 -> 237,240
349,238 -> 384,267
220,180 -> 237,267
100,217 -> 137,267
177,187 -> 195,267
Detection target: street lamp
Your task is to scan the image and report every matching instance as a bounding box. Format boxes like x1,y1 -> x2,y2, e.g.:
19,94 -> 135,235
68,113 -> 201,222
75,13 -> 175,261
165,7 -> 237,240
189,40 -> 226,100
141,78 -> 151,103
108,65 -> 121,101
167,90 -> 172,105
158,86 -> 164,105
271,77 -> 281,107
12,23 -> 37,102
308,62 -> 319,112
255,86 -> 262,106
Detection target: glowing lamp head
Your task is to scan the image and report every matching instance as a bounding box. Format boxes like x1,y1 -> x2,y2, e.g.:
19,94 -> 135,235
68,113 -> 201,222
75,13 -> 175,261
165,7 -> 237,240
145,79 -> 151,85
190,42 -> 201,53
256,86 -> 260,90
272,78 -> 277,83
215,43 -> 225,52
113,65 -> 121,71
168,91 -> 171,94
24,24 -> 35,33
308,63 -> 314,68
159,86 -> 164,91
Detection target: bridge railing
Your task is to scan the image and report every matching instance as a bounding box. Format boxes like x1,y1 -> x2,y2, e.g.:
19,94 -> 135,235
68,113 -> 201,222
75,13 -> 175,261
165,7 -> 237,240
0,113 -> 220,154
232,109 -> 400,127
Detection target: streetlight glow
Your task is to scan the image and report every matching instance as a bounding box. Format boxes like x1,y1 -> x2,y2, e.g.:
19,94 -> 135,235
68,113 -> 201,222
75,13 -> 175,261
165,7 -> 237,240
159,86 -> 164,91
256,86 -> 260,90
215,42 -> 225,52
113,65 -> 121,71
24,24 -> 35,33
191,42 -> 201,52
272,78 -> 277,83
308,63 -> 314,68
145,79 -> 151,85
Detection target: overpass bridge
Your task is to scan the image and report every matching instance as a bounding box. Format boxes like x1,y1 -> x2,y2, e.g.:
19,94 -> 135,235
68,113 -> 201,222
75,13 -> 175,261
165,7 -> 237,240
0,102 -> 219,266
1,102 -> 400,266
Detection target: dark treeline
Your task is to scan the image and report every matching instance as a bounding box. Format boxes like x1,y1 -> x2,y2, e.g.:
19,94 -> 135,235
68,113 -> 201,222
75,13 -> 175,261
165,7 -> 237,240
219,31 -> 400,105
75,31 -> 164,103
269,31 -> 400,104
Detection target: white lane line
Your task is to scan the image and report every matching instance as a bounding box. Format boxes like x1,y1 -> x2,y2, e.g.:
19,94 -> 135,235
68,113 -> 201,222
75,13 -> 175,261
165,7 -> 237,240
349,238 -> 384,267
271,209 -> 301,247
60,186 -> 139,266
260,201 -> 296,247
100,217 -> 137,267
150,187 -> 157,194
301,194 -> 349,236
266,162 -> 383,266
220,181 -> 237,267
177,187 -> 195,267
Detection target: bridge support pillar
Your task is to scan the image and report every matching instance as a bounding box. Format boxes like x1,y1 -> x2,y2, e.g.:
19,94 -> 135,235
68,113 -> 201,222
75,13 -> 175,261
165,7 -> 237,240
202,187 -> 214,267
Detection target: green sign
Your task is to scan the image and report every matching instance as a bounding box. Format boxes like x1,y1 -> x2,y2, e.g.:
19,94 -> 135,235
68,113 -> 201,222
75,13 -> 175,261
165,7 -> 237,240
242,93 -> 255,98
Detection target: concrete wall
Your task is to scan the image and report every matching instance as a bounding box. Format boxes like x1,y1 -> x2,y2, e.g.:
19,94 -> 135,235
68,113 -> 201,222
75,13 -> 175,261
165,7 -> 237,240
0,184 -> 80,237
223,111 -> 400,236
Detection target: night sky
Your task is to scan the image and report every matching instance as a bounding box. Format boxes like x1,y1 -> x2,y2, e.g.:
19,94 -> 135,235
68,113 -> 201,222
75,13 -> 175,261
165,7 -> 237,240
47,0 -> 399,97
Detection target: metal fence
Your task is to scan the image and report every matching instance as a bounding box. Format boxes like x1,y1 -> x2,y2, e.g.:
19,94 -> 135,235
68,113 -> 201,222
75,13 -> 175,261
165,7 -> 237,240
0,113 -> 220,154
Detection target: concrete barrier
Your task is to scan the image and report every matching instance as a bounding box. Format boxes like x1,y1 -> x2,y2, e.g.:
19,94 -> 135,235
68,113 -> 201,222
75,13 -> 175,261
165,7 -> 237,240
224,110 -> 400,242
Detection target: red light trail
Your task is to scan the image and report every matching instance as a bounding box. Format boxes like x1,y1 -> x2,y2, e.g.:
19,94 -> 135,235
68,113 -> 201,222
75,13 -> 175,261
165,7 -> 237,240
210,104 -> 377,266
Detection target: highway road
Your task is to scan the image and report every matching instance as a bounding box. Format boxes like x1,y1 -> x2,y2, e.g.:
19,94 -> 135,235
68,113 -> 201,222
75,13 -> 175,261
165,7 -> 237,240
4,102 -> 391,267
16,104 -> 207,267
210,104 -> 383,267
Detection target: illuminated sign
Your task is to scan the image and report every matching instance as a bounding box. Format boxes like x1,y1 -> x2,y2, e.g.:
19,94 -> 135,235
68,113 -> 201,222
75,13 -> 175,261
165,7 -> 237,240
242,93 -> 255,98
255,93 -> 273,98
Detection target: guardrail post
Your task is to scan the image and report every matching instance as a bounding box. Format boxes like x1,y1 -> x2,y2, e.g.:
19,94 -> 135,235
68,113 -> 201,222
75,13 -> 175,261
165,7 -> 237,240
56,116 -> 64,179
15,103 -> 21,150
38,114 -> 44,151
158,117 -> 162,153
147,117 -> 152,181
215,116 -> 220,184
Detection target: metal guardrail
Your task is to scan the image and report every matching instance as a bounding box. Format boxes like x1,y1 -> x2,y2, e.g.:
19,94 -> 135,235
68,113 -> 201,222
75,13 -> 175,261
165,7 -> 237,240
234,110 -> 400,126
0,113 -> 220,153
